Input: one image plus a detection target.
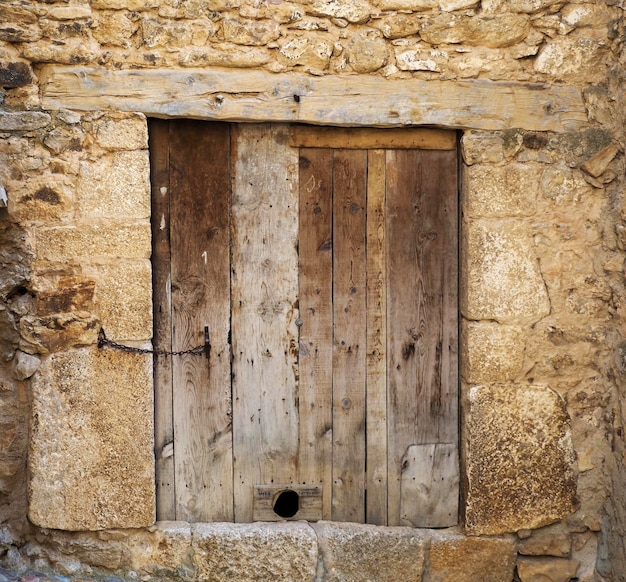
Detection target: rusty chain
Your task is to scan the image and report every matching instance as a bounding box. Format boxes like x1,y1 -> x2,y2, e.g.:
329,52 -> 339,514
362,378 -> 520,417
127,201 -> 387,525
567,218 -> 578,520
97,328 -> 206,357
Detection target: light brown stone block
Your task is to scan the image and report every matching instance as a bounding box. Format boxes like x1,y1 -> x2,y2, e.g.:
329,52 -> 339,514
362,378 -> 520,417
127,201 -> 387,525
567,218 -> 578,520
36,222 -> 151,261
427,531 -> 516,581
83,260 -> 152,341
313,521 -> 425,581
461,321 -> 526,383
77,151 -> 150,219
93,114 -> 149,151
192,522 -> 318,582
464,164 -> 540,218
517,556 -> 580,582
29,348 -> 155,530
463,384 -> 578,535
462,219 -> 551,325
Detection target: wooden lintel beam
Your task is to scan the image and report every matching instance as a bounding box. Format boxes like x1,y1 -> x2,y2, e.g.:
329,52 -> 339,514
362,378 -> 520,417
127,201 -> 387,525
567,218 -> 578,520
40,66 -> 587,133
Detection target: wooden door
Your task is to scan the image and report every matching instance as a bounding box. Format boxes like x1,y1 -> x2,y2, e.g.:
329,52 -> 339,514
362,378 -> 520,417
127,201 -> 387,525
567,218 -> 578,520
151,120 -> 458,527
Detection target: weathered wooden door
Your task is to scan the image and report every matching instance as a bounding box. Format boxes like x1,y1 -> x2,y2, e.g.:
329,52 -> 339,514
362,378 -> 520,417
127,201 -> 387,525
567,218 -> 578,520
151,120 -> 458,527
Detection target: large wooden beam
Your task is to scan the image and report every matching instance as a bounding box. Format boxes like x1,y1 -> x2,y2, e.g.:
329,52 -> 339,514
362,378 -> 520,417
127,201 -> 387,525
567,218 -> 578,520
40,66 -> 586,132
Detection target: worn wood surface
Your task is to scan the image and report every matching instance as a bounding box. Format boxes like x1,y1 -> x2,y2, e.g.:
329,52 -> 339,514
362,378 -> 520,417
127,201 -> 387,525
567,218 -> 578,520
169,120 -> 233,522
297,147 -> 334,519
400,443 -> 459,528
41,67 -> 586,132
365,149 -> 388,526
150,119 -> 175,521
332,149 -> 367,523
386,148 -> 459,526
231,124 -> 300,523
253,484 -> 323,521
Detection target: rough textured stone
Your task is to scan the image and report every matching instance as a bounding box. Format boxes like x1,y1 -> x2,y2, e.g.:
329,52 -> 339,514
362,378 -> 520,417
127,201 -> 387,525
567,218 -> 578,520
277,36 -> 333,72
35,222 -> 151,261
462,219 -> 551,325
222,18 -> 280,46
179,46 -> 271,68
82,261 -> 152,341
29,348 -> 154,530
534,38 -> 608,80
19,313 -> 99,354
309,0 -> 371,23
464,384 -> 578,535
8,178 -> 74,222
192,522 -> 317,582
518,528 -> 572,557
461,132 -> 506,165
313,521 -> 425,581
461,321 -> 525,383
77,151 -> 150,219
346,31 -> 388,73
0,62 -> 33,88
395,47 -> 447,72
427,531 -> 516,581
12,351 -> 40,380
517,556 -> 580,582
33,275 -> 96,314
375,0 -> 436,9
464,163 -> 540,218
581,143 -> 619,178
0,112 -> 50,131
0,308 -> 19,362
374,14 -> 421,40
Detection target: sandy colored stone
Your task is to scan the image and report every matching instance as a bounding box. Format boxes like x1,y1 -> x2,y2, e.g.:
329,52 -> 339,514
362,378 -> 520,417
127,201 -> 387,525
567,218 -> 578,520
46,6 -> 93,20
517,557 -> 580,582
178,46 -> 271,68
77,151 -> 150,219
313,521 -> 425,581
464,384 -> 578,535
581,143 -> 619,178
0,112 -> 50,131
439,0 -> 478,11
540,163 -> 593,204
93,114 -> 148,150
346,30 -> 388,73
222,18 -> 280,46
464,163 -> 540,218
277,36 -> 333,71
82,260 -> 152,341
192,522 -> 317,582
396,47 -> 447,72
35,222 -> 151,261
29,348 -> 155,530
461,321 -> 525,383
534,38 -> 608,80
427,531 -> 516,581
462,219 -> 551,325
33,274 -> 96,314
309,0 -> 371,23
461,132 -> 505,165
7,177 -> 74,222
374,14 -> 421,39
43,125 -> 85,154
375,0 -> 436,9
518,529 -> 572,557
19,313 -> 99,354
13,351 -> 41,380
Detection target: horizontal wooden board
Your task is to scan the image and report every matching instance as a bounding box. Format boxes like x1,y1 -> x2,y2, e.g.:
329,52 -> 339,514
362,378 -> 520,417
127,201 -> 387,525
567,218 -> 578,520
289,127 -> 455,150
253,484 -> 323,521
40,67 -> 586,133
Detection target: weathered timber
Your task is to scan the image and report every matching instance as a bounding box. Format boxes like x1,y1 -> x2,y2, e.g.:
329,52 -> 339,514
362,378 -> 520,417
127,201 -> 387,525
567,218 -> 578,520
40,67 -> 586,132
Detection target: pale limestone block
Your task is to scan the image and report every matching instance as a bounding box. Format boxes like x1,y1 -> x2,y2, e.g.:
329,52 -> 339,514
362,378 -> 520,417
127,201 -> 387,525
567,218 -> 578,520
83,260 -> 152,341
93,114 -> 148,151
439,0 -> 478,12
508,0 -> 561,13
462,219 -> 551,325
518,527 -> 572,557
29,348 -> 155,530
20,313 -> 100,354
463,384 -> 578,535
46,6 -> 92,19
21,40 -> 100,65
77,151 -> 150,219
461,321 -> 526,383
13,351 -> 41,380
420,14 -> 530,48
35,222 -> 151,261
90,0 -> 159,9
312,521 -> 425,582
427,531 -> 516,582
540,163 -> 593,204
0,112 -> 50,131
395,48 -> 447,72
178,45 -> 271,68
461,132 -> 505,165
277,36 -> 333,71
43,125 -> 85,154
373,14 -> 420,39
127,522 -> 194,578
375,0 -> 436,9
517,557 -> 580,582
192,522 -> 317,582
346,30 -> 388,73
93,13 -> 137,48
534,38 -> 608,80
222,18 -> 280,46
464,163 -> 539,218
309,0 -> 371,23
581,143 -> 619,178
7,177 -> 74,222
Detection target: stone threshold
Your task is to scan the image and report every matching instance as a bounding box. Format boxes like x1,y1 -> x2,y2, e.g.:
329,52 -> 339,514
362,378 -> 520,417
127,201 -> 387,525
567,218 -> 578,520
24,521 -> 518,582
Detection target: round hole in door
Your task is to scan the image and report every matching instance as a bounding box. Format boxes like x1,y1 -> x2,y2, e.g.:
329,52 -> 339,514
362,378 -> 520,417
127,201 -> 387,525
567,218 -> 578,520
273,489 -> 300,518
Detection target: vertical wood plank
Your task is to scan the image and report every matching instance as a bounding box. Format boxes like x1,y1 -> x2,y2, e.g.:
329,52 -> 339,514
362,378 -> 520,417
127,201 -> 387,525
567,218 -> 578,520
170,120 -> 233,522
332,149 -> 367,523
231,123 -> 300,523
386,148 -> 459,526
365,149 -> 388,525
150,119 -> 175,521
297,147 -> 334,520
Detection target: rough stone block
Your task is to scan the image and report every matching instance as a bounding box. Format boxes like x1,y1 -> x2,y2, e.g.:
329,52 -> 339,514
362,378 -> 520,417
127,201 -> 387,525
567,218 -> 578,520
82,260 -> 152,341
0,112 -> 50,131
29,348 -> 155,530
463,384 -> 578,535
462,219 -> 551,325
7,177 -> 73,222
461,321 -> 526,383
427,531 -> 516,581
518,526 -> 572,557
192,522 -> 318,582
534,38 -> 608,81
0,61 -> 33,88
93,114 -> 149,151
464,163 -> 539,218
19,313 -> 99,354
32,274 -> 96,314
35,222 -> 151,262
517,556 -> 580,582
77,151 -> 150,219
313,521 -> 425,581
461,132 -> 505,165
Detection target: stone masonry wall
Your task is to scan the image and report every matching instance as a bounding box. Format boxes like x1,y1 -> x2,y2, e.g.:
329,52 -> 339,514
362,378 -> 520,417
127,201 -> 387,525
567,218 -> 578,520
0,0 -> 625,580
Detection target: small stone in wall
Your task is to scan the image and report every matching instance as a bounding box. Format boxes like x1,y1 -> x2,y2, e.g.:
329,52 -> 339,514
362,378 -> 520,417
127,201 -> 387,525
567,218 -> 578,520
346,31 -> 388,73
309,0 -> 371,24
13,351 -> 41,380
222,18 -> 281,46
0,62 -> 33,88
517,557 -> 580,582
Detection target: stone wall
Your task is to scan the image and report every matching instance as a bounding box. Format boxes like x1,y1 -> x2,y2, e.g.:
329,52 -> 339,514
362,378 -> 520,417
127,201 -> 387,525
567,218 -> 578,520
0,0 -> 625,580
